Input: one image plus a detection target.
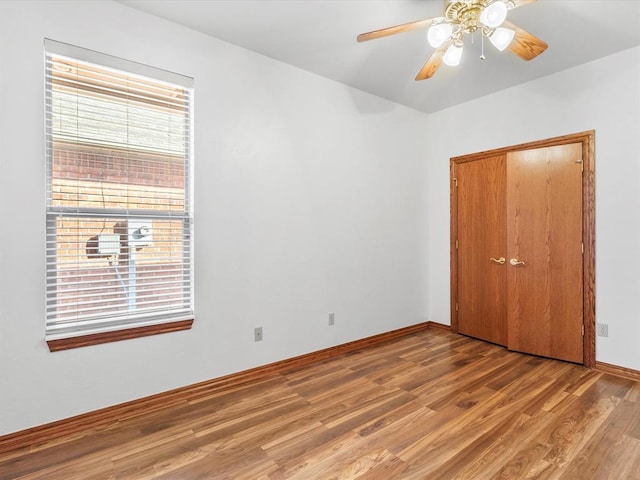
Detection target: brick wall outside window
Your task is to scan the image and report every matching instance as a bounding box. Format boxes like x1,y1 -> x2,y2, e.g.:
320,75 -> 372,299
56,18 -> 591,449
50,141 -> 187,321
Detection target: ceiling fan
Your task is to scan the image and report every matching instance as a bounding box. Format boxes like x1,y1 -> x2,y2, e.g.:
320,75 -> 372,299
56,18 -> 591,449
357,0 -> 548,80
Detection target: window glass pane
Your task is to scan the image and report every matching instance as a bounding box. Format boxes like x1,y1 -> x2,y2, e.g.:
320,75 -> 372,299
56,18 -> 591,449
50,141 -> 185,212
51,88 -> 187,154
47,216 -> 191,332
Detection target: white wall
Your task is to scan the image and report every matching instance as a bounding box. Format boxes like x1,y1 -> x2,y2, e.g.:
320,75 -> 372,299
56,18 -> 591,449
425,46 -> 640,370
0,1 -> 429,436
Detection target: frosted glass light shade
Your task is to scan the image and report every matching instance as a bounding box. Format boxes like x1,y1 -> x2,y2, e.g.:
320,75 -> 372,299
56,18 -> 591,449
427,23 -> 453,48
489,27 -> 515,51
443,44 -> 463,66
480,1 -> 508,28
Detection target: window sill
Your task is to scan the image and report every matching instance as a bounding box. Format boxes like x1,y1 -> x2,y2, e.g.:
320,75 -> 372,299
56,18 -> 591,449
46,319 -> 194,352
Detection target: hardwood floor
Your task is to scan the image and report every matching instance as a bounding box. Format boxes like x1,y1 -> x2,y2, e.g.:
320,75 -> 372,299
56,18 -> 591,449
2,327 -> 639,479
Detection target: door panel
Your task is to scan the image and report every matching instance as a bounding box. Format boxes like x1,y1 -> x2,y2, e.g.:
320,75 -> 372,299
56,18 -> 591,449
506,143 -> 584,363
457,155 -> 507,346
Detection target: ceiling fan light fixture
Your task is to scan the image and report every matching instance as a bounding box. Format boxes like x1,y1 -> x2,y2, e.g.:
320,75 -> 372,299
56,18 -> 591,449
489,27 -> 515,51
427,23 -> 453,48
356,0 -> 547,81
480,1 -> 508,28
443,43 -> 463,66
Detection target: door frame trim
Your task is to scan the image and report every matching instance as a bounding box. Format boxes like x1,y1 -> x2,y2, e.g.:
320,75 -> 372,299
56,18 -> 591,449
450,130 -> 595,367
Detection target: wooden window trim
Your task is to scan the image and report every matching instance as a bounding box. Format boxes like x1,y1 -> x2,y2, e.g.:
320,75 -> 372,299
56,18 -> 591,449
46,318 -> 193,352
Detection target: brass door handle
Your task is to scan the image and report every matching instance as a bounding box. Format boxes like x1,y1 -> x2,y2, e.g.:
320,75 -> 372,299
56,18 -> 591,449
510,258 -> 526,266
490,257 -> 506,265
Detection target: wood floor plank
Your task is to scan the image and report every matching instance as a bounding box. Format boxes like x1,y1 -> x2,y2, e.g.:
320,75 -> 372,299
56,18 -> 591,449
2,328 -> 640,480
268,430 -> 364,480
560,397 -> 640,479
355,398 -> 425,438
416,411 -> 529,480
353,453 -> 407,480
450,414 -> 547,480
355,403 -> 441,455
494,442 -> 551,479
540,396 -> 619,468
607,436 -> 640,480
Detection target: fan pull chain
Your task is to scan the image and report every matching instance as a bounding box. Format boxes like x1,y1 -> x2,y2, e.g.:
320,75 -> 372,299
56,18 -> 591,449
480,33 -> 486,60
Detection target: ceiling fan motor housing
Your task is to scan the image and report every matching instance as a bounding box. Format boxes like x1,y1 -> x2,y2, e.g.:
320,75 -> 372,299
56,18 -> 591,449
444,0 -> 514,35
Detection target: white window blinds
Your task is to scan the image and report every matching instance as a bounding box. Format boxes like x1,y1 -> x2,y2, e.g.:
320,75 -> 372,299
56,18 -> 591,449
44,40 -> 194,339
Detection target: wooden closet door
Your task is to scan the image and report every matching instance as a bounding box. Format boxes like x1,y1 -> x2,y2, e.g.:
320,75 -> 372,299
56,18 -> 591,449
456,155 -> 507,346
506,143 -> 584,363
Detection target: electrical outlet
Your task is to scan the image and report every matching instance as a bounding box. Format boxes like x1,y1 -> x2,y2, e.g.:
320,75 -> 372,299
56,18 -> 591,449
328,313 -> 335,326
254,327 -> 263,342
596,323 -> 608,337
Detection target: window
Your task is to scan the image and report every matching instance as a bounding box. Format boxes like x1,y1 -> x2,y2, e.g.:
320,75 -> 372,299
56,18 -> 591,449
44,40 -> 194,350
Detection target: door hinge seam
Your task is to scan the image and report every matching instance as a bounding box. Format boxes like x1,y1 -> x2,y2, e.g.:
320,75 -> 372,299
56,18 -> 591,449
453,177 -> 458,187
455,240 -> 459,250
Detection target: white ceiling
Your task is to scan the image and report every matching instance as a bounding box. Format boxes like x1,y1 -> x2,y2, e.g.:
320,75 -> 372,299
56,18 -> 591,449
119,0 -> 640,114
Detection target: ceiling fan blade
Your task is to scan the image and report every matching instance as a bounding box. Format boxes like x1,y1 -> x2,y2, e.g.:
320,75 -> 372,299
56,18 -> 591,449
357,17 -> 443,42
502,20 -> 548,60
415,40 -> 452,81
509,0 -> 537,9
